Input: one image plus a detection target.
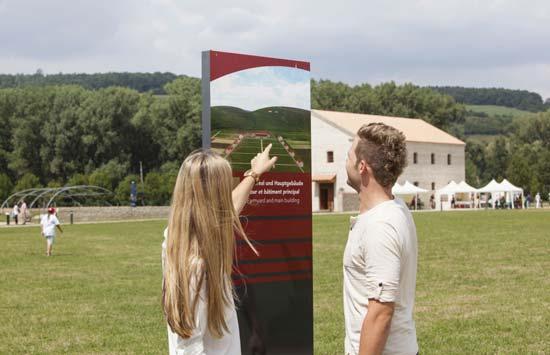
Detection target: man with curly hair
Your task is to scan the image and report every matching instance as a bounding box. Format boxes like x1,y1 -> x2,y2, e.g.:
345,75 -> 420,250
343,123 -> 418,355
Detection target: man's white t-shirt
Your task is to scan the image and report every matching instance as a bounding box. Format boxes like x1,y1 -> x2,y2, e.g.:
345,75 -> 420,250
162,229 -> 241,355
41,215 -> 60,237
343,198 -> 418,355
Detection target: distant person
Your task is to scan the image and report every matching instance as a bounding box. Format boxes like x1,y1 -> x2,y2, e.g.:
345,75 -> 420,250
343,123 -> 418,355
526,193 -> 531,208
410,195 -> 416,210
505,193 -> 512,209
521,195 -> 525,209
130,180 -> 137,207
429,194 -> 435,209
474,193 -> 480,209
162,146 -> 276,355
20,200 -> 28,225
451,195 -> 456,209
11,203 -> 20,225
535,192 -> 541,208
41,207 -> 63,256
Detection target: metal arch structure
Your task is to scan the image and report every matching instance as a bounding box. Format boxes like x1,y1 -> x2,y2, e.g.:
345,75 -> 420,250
1,185 -> 114,211
44,185 -> 113,208
1,188 -> 52,209
30,188 -> 59,208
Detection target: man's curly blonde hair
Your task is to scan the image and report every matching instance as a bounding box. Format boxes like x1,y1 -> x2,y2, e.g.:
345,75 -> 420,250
355,122 -> 408,188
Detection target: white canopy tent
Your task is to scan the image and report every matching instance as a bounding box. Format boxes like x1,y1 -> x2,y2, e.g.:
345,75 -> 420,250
391,182 -> 406,195
499,179 -> 523,193
392,181 -> 428,210
457,181 -> 477,193
477,179 -> 524,209
437,181 -> 459,195
436,181 -> 478,210
477,179 -> 502,209
435,181 -> 459,210
477,179 -> 502,193
499,179 -> 524,209
402,181 -> 428,194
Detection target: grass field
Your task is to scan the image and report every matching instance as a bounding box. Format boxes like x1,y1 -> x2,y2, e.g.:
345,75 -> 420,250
465,105 -> 535,118
1,210 -> 549,354
464,134 -> 500,145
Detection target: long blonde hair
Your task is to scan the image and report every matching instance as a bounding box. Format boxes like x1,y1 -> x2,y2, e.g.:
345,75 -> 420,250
163,149 -> 255,339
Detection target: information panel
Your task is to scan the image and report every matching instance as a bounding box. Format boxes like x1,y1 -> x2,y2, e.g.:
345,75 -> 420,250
202,50 -> 312,354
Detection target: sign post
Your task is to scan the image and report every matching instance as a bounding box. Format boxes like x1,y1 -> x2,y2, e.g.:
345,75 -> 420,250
202,50 -> 313,354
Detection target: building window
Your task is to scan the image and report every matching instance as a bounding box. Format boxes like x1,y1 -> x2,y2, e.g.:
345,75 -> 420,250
413,181 -> 419,187
327,151 -> 334,163
413,152 -> 418,164
431,153 -> 435,164
447,154 -> 451,165
431,182 -> 435,190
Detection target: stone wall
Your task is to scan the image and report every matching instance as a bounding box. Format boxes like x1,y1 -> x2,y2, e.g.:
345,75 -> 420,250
400,142 -> 465,192
25,206 -> 170,224
342,193 -> 360,212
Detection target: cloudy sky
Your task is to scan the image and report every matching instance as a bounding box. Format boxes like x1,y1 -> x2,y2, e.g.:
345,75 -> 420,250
1,0 -> 549,99
211,67 -> 310,111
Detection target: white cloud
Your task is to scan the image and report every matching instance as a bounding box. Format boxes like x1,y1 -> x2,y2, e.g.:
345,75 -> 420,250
211,67 -> 310,111
0,0 -> 550,98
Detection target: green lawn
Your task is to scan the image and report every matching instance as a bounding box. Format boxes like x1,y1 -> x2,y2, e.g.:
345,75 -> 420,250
465,105 -> 535,118
314,210 -> 550,354
465,134 -> 499,145
1,211 -> 549,354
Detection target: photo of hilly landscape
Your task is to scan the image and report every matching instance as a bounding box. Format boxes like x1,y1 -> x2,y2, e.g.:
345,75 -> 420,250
210,105 -> 311,173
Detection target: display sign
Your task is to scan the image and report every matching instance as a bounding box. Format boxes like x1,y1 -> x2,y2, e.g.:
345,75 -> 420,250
202,50 -> 312,354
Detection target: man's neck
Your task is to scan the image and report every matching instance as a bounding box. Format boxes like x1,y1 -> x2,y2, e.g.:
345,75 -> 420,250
358,185 -> 393,214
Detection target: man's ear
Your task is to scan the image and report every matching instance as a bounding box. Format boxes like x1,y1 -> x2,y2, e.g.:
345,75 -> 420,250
358,160 -> 367,174
359,160 -> 372,175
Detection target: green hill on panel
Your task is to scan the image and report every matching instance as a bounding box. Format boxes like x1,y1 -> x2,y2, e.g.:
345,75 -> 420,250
254,107 -> 310,132
211,106 -> 310,133
211,106 -> 252,129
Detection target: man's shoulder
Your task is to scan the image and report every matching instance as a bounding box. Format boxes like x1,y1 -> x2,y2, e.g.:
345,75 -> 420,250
363,199 -> 409,225
359,200 -> 413,242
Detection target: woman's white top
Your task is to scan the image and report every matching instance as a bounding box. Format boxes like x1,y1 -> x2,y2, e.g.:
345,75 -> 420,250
162,229 -> 241,355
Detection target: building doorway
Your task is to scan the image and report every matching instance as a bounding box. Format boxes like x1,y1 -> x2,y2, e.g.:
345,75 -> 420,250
319,183 -> 334,211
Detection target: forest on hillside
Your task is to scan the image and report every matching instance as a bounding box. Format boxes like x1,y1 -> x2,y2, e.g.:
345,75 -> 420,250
430,86 -> 550,112
0,73 -> 548,204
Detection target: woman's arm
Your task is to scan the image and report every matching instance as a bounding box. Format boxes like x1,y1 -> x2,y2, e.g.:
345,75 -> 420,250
232,144 -> 277,214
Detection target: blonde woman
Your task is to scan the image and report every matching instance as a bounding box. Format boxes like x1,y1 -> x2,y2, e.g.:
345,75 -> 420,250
162,144 -> 277,354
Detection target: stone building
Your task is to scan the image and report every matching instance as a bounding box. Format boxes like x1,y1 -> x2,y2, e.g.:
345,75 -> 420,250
311,109 -> 465,212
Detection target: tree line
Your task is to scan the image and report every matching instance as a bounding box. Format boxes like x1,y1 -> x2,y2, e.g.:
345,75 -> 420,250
0,77 -> 201,205
312,80 -> 466,129
0,71 -> 180,95
465,112 -> 550,197
3,72 -> 547,112
0,75 -> 548,204
430,86 -> 550,112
